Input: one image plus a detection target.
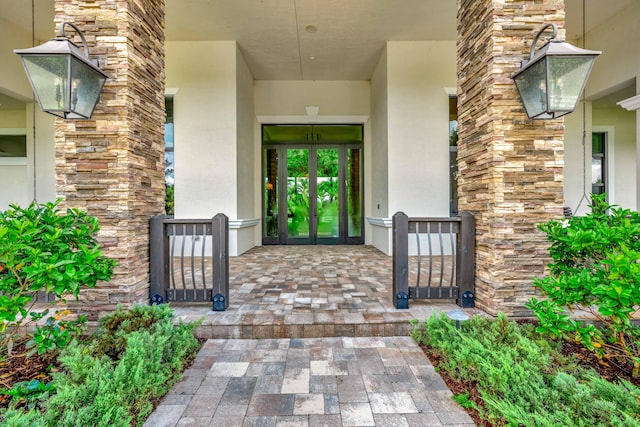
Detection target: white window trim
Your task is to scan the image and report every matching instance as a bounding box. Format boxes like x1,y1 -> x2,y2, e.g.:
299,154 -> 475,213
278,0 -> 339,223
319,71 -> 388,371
257,115 -> 368,124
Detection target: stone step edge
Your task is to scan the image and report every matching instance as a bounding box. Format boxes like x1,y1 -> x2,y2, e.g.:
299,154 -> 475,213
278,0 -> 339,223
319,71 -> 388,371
192,321 -> 415,340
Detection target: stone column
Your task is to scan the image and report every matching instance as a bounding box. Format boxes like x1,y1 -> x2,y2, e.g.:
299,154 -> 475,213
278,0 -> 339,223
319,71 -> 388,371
55,0 -> 166,317
457,0 -> 565,316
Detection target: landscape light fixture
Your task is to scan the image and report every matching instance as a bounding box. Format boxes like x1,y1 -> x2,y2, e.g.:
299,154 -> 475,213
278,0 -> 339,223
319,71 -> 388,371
14,21 -> 109,119
512,23 -> 600,120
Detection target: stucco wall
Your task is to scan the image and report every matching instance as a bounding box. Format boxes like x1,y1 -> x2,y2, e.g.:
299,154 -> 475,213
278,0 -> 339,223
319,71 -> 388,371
0,17 -> 56,210
386,41 -> 455,217
0,17 -> 35,100
563,103 -> 593,216
254,80 -> 371,116
564,1 -> 639,213
593,108 -> 637,209
581,2 -> 640,100
166,41 -> 238,219
370,46 -> 389,220
0,162 -> 28,207
0,108 -> 58,210
236,45 -> 256,220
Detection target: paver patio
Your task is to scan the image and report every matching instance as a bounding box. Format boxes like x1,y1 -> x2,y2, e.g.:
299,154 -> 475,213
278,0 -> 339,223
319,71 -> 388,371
170,245 -> 482,340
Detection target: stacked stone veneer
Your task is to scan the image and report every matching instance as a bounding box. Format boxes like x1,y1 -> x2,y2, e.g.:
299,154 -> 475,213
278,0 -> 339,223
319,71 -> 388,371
457,0 -> 565,316
55,0 -> 165,318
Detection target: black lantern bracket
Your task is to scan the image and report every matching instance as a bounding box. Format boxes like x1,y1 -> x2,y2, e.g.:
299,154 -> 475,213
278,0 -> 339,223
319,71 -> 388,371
14,21 -> 110,120
522,23 -> 558,68
59,22 -> 96,66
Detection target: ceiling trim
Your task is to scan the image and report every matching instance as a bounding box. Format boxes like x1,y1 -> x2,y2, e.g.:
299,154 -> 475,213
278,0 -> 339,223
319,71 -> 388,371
617,95 -> 640,111
256,115 -> 369,124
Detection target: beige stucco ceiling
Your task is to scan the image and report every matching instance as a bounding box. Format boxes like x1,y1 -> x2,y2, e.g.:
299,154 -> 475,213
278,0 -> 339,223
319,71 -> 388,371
165,0 -> 456,80
165,0 -> 633,81
0,0 -> 634,85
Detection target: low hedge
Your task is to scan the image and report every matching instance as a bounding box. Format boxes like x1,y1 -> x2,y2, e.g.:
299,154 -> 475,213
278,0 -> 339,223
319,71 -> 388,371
412,313 -> 640,426
1,304 -> 201,427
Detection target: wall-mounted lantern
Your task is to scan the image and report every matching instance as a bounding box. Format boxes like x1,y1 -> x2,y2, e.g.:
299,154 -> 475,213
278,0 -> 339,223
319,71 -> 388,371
14,22 -> 109,119
512,23 -> 600,120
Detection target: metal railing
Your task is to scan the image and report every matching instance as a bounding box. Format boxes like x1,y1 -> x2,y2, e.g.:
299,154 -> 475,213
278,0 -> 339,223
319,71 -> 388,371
149,214 -> 229,310
392,212 -> 475,309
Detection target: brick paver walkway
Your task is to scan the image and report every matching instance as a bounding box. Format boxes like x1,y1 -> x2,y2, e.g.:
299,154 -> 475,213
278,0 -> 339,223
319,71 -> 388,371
145,336 -> 476,427
147,245 -> 479,426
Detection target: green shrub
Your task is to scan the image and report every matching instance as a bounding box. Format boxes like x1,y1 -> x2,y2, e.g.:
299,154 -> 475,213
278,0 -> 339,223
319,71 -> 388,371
165,184 -> 174,215
526,193 -> 640,376
1,379 -> 55,410
0,200 -> 116,353
0,407 -> 46,427
412,313 -> 640,426
43,305 -> 201,427
92,303 -> 176,361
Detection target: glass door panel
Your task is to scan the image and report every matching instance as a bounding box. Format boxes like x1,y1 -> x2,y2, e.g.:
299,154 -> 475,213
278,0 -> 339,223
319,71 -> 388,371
263,148 -> 279,239
316,148 -> 339,239
347,148 -> 362,238
287,149 -> 310,239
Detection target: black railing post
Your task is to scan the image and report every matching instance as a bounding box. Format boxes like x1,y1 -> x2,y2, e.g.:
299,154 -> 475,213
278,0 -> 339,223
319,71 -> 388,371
212,213 -> 229,311
392,211 -> 409,309
149,215 -> 169,305
456,212 -> 475,307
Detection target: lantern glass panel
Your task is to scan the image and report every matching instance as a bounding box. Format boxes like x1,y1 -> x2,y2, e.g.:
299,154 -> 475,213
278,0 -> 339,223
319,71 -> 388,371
68,57 -> 107,119
547,56 -> 594,112
20,55 -> 69,112
513,59 -> 547,118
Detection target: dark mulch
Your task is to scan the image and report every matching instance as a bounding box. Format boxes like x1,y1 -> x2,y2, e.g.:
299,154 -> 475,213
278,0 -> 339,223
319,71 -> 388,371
561,340 -> 639,388
0,336 -> 61,409
420,343 -> 495,427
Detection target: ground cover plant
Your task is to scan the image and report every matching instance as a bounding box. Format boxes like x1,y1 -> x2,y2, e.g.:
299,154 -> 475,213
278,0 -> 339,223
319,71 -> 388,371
413,194 -> 640,425
0,304 -> 202,426
412,313 -> 640,426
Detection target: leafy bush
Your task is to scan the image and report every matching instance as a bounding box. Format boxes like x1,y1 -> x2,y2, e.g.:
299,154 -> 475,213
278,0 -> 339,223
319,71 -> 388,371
0,200 -> 116,352
0,305 -> 201,427
412,313 -> 640,426
165,184 -> 174,215
526,193 -> 640,376
1,379 -> 55,411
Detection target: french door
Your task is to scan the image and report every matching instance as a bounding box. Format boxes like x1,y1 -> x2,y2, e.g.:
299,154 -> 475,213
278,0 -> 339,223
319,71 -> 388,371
263,133 -> 363,245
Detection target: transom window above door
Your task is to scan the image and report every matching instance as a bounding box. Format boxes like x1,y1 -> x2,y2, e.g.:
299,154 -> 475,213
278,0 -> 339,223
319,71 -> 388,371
262,125 -> 363,143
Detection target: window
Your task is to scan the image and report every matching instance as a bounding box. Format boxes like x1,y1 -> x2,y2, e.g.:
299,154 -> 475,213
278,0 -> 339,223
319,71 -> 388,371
592,132 -> 606,196
165,97 -> 174,185
165,97 -> 174,214
0,134 -> 27,158
449,96 -> 458,216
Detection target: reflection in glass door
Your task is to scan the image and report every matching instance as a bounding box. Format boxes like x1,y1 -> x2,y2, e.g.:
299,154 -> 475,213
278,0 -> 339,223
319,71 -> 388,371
316,148 -> 339,241
287,149 -> 310,240
264,148 -> 279,238
347,148 -> 361,239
